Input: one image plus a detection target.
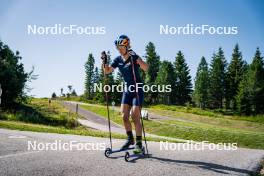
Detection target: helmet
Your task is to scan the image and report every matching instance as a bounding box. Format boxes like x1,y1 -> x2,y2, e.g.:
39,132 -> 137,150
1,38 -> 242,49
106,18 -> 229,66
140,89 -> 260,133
114,35 -> 130,48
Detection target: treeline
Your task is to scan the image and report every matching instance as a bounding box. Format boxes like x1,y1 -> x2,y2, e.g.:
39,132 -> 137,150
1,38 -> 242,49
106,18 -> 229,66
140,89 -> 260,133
52,85 -> 78,99
84,43 -> 264,115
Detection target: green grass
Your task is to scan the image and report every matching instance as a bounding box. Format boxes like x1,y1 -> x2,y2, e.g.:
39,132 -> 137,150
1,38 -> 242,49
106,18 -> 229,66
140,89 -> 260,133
58,96 -> 103,105
0,98 -> 79,128
0,119 -> 174,143
3,98 -> 262,148
0,98 -> 173,143
0,120 -> 126,139
81,104 -> 264,149
0,98 -> 127,139
149,104 -> 264,123
147,108 -> 264,133
0,98 -> 126,139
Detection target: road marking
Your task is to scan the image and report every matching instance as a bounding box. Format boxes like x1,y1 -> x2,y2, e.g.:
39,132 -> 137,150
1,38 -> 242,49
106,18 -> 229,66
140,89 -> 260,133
0,151 -> 40,159
8,135 -> 27,139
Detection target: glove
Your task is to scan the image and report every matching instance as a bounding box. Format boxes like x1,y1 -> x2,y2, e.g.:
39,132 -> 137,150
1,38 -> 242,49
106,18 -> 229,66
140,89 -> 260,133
128,49 -> 137,56
101,51 -> 107,65
128,49 -> 139,65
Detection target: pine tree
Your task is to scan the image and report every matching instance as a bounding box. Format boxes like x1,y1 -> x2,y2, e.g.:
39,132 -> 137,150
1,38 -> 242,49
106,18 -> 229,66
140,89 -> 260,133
71,89 -> 77,96
155,60 -> 175,104
193,57 -> 209,109
84,53 -> 95,99
236,48 -> 264,115
68,85 -> 73,94
174,51 -> 193,105
93,67 -> 100,85
91,66 -> 100,101
208,48 -> 227,109
145,42 -> 160,104
226,44 -> 247,109
94,66 -> 105,103
60,88 -> 63,97
51,92 -> 57,99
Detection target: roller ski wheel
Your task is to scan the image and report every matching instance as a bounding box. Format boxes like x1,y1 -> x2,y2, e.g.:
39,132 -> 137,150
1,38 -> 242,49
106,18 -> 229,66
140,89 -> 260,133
124,147 -> 145,162
104,148 -> 112,158
124,152 -> 130,162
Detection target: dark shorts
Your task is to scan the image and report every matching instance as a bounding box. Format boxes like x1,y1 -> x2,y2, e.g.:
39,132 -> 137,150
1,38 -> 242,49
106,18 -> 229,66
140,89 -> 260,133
121,90 -> 144,106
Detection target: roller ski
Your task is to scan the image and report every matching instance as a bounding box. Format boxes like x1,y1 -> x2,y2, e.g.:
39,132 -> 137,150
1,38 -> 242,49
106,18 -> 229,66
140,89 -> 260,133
124,137 -> 147,162
124,147 -> 146,162
104,146 -> 135,158
104,132 -> 135,157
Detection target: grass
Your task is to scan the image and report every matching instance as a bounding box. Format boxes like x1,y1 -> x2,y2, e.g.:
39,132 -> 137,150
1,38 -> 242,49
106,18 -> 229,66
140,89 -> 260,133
149,104 -> 264,124
81,104 -> 264,149
148,108 -> 264,133
2,98 -> 263,148
0,119 -> 175,143
0,120 -> 126,139
0,98 -> 172,143
0,98 -> 78,128
0,98 -> 125,139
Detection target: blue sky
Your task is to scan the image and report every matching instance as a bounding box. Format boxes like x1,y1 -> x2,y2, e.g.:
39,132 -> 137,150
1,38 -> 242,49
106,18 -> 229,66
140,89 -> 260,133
0,0 -> 263,97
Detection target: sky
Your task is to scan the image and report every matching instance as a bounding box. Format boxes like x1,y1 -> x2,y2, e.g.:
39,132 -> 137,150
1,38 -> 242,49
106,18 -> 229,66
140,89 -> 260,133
0,0 -> 263,97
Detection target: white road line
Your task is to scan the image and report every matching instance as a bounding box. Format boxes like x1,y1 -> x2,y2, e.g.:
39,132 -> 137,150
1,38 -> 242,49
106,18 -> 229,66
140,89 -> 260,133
0,151 -> 41,159
8,135 -> 27,139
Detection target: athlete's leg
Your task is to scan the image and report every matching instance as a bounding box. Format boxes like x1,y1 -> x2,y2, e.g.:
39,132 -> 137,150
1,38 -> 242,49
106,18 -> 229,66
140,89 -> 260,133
131,91 -> 144,153
131,105 -> 142,136
131,90 -> 144,136
120,103 -> 135,149
120,103 -> 132,132
131,105 -> 143,153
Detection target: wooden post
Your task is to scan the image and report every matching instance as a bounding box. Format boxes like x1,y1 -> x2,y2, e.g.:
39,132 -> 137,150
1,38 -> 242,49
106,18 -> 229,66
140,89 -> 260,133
76,104 -> 79,114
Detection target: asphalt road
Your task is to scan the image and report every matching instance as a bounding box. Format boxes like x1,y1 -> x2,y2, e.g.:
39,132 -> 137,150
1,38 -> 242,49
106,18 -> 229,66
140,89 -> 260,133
0,128 -> 263,176
61,101 -> 121,128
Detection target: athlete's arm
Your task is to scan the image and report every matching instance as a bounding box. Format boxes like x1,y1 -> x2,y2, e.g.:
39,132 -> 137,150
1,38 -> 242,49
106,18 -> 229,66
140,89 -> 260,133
101,51 -> 114,74
103,64 -> 114,74
136,57 -> 149,72
128,49 -> 149,72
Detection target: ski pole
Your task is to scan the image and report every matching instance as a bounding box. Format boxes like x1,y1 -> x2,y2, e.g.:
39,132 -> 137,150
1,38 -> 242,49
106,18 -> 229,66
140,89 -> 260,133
101,51 -> 112,150
130,55 -> 149,157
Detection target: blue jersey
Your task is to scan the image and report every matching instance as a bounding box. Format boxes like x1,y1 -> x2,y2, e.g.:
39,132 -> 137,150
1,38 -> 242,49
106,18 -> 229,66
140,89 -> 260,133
111,54 -> 143,87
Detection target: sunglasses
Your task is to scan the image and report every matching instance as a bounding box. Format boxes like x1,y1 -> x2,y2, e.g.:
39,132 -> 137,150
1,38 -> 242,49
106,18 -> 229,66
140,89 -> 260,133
116,45 -> 127,50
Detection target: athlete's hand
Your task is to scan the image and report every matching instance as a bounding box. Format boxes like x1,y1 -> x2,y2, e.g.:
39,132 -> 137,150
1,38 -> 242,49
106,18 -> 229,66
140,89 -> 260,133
128,49 -> 136,56
136,57 -> 143,65
128,49 -> 139,65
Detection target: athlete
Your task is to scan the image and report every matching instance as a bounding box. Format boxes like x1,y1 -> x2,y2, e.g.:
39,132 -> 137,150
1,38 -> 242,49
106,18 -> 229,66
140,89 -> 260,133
103,35 -> 149,153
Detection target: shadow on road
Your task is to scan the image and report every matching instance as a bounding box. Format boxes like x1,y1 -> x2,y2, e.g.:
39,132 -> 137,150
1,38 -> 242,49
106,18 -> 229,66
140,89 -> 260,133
127,154 -> 253,175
